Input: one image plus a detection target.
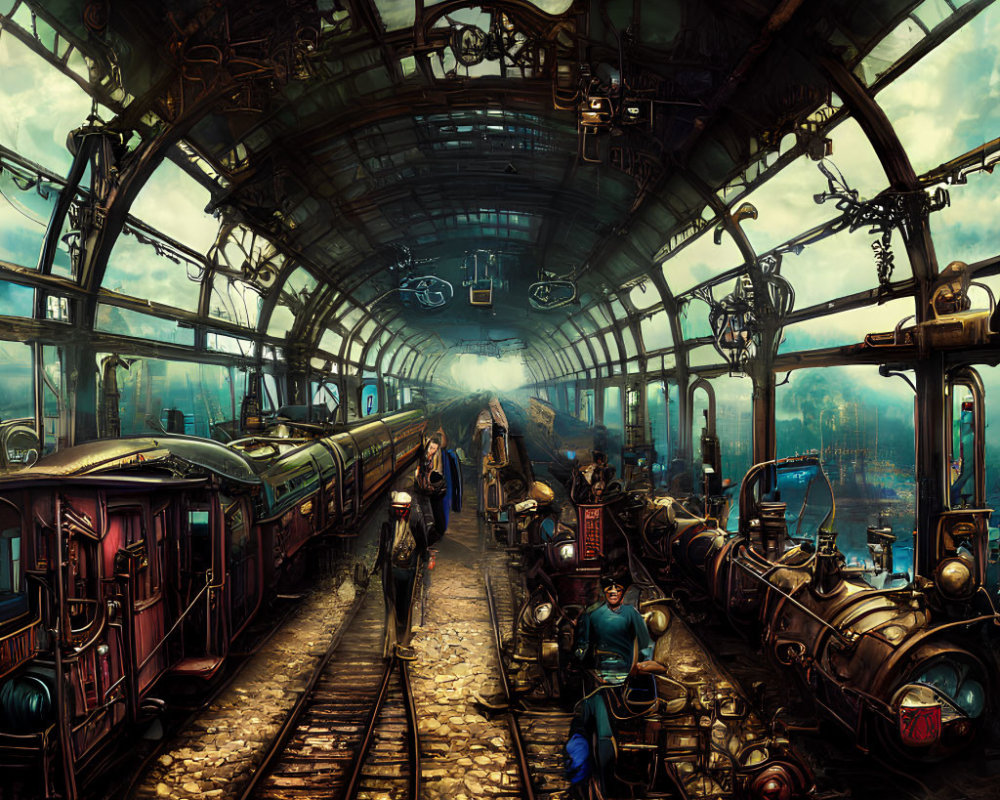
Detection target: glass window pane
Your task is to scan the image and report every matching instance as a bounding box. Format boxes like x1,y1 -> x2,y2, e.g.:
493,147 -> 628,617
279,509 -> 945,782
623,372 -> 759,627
95,304 -> 196,346
781,227 -> 894,310
602,385 -> 624,475
709,376 -> 754,489
0,34 -> 94,173
928,170 -> 1000,266
358,318 -> 378,342
589,305 -> 611,329
209,276 -> 262,329
130,160 -> 220,253
102,355 -> 243,439
679,296 -> 714,340
320,328 -> 344,355
776,365 -> 916,575
647,380 -> 679,485
0,167 -> 60,269
740,157 -> 841,255
602,330 -> 619,361
822,117 -> 890,200
206,332 -> 253,356
779,296 -> 915,353
105,228 -> 204,311
876,2 -> 1000,175
266,303 -> 295,338
641,310 -> 673,352
0,281 -> 33,316
662,228 -> 743,295
339,305 -> 364,330
629,282 -> 660,311
620,325 -> 638,359
688,344 -> 722,368
0,340 -> 33,420
267,267 -> 317,338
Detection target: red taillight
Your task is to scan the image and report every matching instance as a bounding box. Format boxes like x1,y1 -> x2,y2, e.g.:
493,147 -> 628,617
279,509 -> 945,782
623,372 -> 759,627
899,702 -> 942,747
391,503 -> 411,520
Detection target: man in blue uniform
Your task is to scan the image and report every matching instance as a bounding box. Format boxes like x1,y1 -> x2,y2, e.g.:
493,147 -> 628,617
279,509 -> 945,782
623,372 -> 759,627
566,575 -> 662,796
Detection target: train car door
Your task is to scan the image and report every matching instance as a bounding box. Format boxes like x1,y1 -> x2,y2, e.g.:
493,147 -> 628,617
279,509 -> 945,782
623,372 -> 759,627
312,444 -> 339,533
172,494 -> 227,677
108,501 -> 167,699
332,434 -> 360,526
224,494 -> 260,640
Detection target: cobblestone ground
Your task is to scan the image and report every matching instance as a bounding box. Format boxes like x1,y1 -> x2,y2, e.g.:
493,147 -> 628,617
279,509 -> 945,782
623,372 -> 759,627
408,510 -> 520,800
133,532 -> 380,800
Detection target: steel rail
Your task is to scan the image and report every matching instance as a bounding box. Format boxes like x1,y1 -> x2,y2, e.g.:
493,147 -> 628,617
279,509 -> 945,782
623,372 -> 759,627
341,655 -> 397,800
399,658 -> 421,800
236,584 -> 369,800
484,569 -> 537,800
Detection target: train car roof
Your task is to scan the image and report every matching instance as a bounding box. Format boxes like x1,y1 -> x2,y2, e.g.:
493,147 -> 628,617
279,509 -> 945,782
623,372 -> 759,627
8,437 -> 262,485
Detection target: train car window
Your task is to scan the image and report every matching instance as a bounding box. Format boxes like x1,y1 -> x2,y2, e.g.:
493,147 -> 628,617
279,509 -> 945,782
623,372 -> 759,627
0,504 -> 26,625
263,450 -> 320,513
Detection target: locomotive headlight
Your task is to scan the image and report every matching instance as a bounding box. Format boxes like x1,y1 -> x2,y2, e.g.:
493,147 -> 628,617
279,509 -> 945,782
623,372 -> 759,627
533,602 -> 553,624
555,541 -> 576,564
935,555 -> 975,600
749,764 -> 795,800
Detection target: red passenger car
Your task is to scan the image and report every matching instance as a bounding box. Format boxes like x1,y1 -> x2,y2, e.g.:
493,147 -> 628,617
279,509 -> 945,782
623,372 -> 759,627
0,409 -> 425,798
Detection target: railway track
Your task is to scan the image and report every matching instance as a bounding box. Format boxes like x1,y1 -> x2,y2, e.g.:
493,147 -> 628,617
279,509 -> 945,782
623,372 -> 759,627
484,556 -> 574,800
240,575 -> 420,800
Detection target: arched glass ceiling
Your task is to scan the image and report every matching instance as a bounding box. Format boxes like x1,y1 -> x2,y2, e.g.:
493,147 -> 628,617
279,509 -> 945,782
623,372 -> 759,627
0,0 -> 997,415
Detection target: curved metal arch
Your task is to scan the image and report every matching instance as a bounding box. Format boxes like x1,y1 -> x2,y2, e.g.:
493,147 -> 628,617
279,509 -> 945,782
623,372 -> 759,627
358,316 -> 401,374
547,341 -> 574,379
598,298 -> 628,373
615,288 -> 647,369
530,343 -> 559,383
375,321 -> 416,378
399,333 -> 441,380
551,324 -> 588,375
78,87 -> 234,323
384,331 -> 426,378
339,307 -> 384,371
817,54 -> 938,303
563,314 -> 602,377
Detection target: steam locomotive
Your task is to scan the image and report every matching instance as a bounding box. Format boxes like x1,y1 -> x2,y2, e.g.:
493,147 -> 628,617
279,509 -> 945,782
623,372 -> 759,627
479,400 -> 815,799
0,409 -> 425,798
650,451 -> 997,761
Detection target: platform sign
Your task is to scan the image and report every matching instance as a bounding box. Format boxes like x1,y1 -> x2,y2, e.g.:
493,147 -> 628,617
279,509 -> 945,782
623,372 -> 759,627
579,505 -> 603,561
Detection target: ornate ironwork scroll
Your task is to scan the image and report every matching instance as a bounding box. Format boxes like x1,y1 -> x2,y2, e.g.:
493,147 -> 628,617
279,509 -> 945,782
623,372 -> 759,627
696,252 -> 794,376
814,160 -> 950,295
